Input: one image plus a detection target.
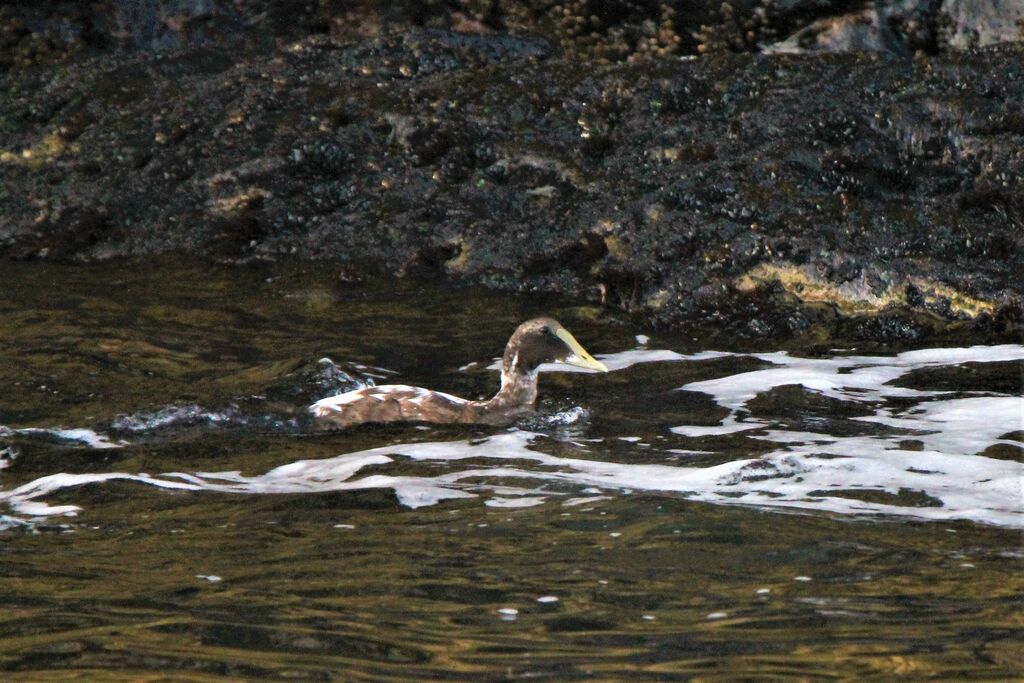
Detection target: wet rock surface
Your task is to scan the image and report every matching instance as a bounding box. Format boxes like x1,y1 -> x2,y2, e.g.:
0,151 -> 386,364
1,1 -> 1021,341
704,1 -> 1024,55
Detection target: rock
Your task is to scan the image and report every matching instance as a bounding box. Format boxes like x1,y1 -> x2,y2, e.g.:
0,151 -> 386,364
710,1 -> 1024,55
942,0 -> 1024,50
0,3 -> 1021,343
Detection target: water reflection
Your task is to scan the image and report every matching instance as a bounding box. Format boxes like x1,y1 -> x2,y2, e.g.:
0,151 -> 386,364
1,260 -> 1021,678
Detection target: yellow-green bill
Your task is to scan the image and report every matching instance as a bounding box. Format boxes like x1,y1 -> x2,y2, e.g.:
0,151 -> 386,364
555,328 -> 609,372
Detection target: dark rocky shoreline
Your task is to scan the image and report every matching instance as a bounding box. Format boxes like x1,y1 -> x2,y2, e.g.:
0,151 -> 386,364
1,2 -> 1021,342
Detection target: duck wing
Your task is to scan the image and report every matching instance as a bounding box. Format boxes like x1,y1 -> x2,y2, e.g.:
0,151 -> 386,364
310,384 -> 478,427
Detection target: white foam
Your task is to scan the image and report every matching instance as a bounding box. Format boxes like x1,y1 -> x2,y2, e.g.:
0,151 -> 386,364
2,427 -> 126,449
486,496 -> 547,508
855,396 -> 1023,456
682,344 -> 1024,414
2,345 -> 1021,527
0,447 -> 16,470
0,470 -> 201,516
6,423 -> 1017,525
539,406 -> 589,426
112,404 -> 233,432
563,495 -> 610,506
672,416 -> 766,437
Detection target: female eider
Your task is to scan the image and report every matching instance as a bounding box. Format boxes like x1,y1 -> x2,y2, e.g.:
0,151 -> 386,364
310,317 -> 607,428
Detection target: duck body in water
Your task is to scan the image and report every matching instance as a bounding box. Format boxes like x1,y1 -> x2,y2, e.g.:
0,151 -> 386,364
310,317 -> 607,428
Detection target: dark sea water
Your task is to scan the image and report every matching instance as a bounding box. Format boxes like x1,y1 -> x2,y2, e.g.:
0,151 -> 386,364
1,259 -> 1021,679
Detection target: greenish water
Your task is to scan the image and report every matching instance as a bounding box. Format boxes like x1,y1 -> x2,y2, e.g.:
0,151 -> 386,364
1,259 -> 1021,680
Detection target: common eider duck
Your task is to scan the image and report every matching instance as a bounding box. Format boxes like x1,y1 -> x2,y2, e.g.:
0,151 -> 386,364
310,317 -> 608,428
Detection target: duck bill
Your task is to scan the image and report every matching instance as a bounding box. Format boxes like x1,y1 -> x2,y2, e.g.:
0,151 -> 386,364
555,328 -> 609,372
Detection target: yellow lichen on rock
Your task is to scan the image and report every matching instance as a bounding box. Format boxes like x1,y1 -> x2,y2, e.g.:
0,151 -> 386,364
603,235 -> 628,261
209,187 -> 271,214
735,264 -> 895,312
649,147 -> 681,162
1,130 -> 76,169
909,277 -> 996,318
645,288 -> 670,311
445,238 -> 472,273
736,263 -> 997,318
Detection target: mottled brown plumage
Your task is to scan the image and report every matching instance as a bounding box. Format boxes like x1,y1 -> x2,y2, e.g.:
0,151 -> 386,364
310,317 -> 607,428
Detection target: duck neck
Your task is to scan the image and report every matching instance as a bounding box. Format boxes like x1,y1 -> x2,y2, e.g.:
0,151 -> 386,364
488,365 -> 538,411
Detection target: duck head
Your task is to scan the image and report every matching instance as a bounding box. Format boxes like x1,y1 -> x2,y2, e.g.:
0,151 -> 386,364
501,317 -> 608,385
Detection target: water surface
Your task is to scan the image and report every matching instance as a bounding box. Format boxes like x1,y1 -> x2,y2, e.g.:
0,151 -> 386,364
1,259 -> 1021,679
